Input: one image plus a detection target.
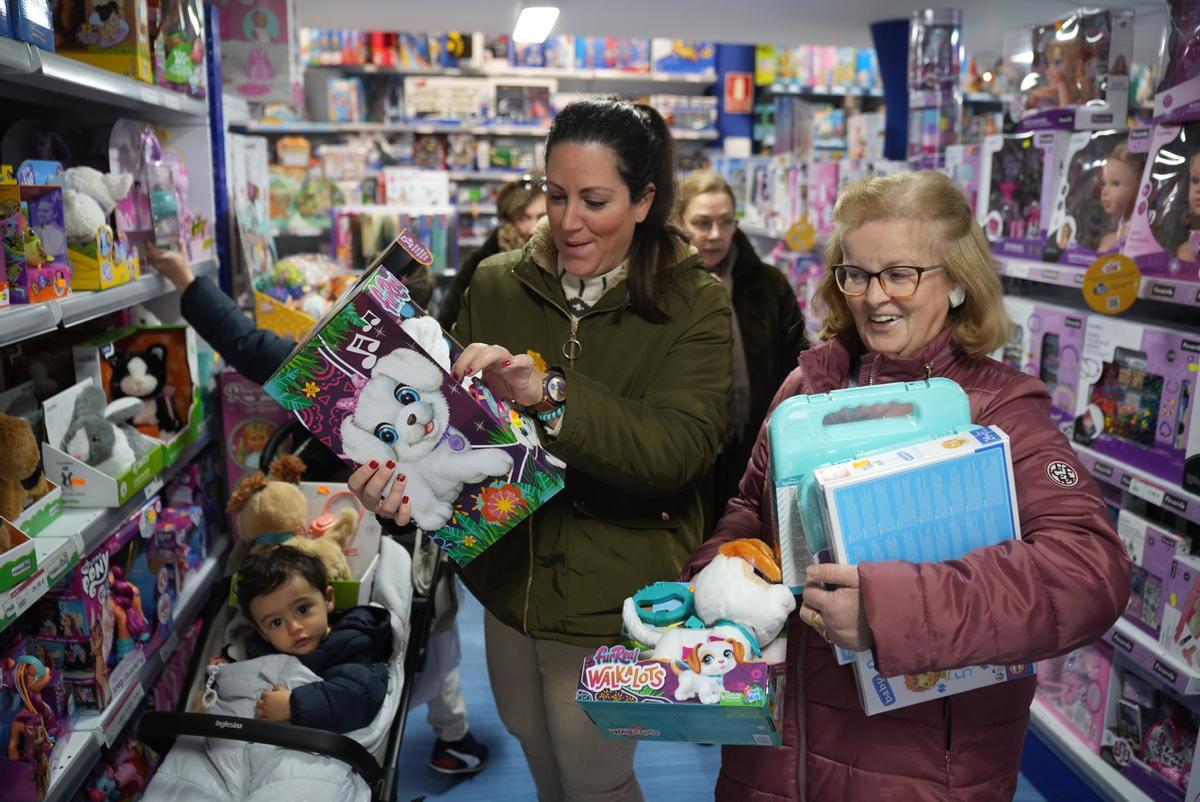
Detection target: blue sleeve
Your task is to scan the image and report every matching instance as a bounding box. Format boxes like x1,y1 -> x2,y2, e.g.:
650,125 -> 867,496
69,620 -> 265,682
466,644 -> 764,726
179,277 -> 298,385
288,662 -> 390,733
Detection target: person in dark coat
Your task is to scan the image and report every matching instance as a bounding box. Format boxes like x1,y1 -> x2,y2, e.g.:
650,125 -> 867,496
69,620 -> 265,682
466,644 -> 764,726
238,545 -> 392,734
675,170 -> 807,535
435,173 -> 546,329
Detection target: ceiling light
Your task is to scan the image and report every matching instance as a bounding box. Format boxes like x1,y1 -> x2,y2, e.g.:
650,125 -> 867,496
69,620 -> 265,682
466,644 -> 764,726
513,5 -> 559,44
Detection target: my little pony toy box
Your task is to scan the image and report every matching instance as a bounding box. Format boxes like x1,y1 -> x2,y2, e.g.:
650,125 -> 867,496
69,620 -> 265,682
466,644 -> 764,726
264,229 -> 565,567
575,643 -> 786,746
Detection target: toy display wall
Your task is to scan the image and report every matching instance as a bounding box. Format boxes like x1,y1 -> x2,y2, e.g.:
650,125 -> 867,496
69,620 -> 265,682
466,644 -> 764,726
0,3 -> 231,801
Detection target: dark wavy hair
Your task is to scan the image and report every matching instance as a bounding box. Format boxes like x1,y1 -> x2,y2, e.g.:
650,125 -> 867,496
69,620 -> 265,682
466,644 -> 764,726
238,545 -> 328,621
545,97 -> 690,324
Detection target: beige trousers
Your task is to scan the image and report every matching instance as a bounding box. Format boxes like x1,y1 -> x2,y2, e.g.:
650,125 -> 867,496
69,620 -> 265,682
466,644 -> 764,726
484,612 -> 644,802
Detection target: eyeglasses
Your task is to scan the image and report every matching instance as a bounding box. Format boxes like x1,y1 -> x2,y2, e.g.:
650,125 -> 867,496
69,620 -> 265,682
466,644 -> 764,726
832,264 -> 945,300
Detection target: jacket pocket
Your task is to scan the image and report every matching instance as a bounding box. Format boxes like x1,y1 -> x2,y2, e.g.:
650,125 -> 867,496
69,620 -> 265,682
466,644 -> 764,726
568,478 -> 684,530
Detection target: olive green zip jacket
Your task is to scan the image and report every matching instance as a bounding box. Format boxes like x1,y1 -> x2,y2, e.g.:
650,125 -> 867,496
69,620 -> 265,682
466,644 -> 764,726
452,221 -> 733,645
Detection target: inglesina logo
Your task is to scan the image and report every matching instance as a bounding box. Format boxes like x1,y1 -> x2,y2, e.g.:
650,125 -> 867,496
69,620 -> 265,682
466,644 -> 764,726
214,720 -> 244,730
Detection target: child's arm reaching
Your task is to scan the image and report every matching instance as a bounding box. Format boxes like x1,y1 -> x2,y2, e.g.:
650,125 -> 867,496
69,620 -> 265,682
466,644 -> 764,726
288,662 -> 390,733
256,684 -> 293,722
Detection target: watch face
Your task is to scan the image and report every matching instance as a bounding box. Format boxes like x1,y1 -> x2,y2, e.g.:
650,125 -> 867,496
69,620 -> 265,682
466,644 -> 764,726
547,374 -> 567,403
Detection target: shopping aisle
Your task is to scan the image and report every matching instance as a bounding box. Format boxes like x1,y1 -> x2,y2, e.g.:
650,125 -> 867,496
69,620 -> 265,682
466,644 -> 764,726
394,584 -> 1050,801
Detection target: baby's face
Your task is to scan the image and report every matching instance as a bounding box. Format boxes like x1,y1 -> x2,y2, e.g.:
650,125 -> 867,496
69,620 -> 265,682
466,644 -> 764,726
1100,159 -> 1138,218
249,575 -> 333,656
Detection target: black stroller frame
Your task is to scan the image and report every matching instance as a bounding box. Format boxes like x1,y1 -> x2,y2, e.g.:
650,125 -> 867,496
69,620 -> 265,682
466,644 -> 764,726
138,420 -> 445,802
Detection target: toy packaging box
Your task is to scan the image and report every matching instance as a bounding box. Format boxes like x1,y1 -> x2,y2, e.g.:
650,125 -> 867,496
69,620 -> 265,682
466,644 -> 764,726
978,131 -> 1069,259
0,380 -> 65,536
1014,8 -> 1134,131
403,76 -> 488,122
1035,641 -> 1113,753
1070,316 -> 1199,488
11,0 -> 54,51
218,369 -> 293,497
992,298 -> 1087,428
855,650 -> 1035,718
55,0 -> 153,83
650,39 -> 715,75
0,633 -> 72,802
493,80 -> 554,126
806,161 -> 838,237
0,165 -> 72,305
1153,0 -> 1200,123
509,35 -> 574,70
0,519 -> 38,594
41,377 -> 165,508
944,144 -> 982,216
575,37 -> 651,72
1159,554 -> 1200,670
1044,129 -> 1142,266
1118,509 -> 1190,639
72,324 -> 203,465
264,230 -> 565,567
576,644 -> 785,745
1123,122 -> 1200,280
214,0 -> 304,107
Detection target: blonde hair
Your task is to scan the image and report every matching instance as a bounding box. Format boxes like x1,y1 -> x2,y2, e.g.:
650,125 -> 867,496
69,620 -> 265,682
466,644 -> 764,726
817,171 -> 1010,359
496,172 -> 545,224
676,170 -> 737,222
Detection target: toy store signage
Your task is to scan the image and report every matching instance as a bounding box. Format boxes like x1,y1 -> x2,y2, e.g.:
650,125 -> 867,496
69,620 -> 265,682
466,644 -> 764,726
582,646 -> 667,692
1152,660 -> 1179,686
724,72 -> 754,115
1109,629 -> 1134,653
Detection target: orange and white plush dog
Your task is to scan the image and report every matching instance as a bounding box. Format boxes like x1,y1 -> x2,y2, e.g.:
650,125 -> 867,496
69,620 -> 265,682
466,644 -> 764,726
622,538 -> 796,666
674,636 -> 746,704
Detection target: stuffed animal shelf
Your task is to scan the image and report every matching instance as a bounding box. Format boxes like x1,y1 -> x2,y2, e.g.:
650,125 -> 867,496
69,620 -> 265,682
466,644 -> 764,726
622,538 -> 797,666
227,455 -> 357,581
108,344 -> 183,437
59,386 -> 154,477
0,412 -> 50,524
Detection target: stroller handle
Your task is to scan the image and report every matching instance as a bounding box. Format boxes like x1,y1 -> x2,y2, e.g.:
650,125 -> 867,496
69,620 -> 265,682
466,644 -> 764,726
138,711 -> 384,798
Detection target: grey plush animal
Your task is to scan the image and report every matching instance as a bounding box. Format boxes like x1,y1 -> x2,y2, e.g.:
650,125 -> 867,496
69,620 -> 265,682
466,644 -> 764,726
60,385 -> 154,476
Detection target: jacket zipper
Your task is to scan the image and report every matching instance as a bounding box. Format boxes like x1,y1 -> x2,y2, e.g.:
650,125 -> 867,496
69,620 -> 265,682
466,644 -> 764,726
522,517 -> 534,635
796,625 -> 807,802
944,699 -> 953,790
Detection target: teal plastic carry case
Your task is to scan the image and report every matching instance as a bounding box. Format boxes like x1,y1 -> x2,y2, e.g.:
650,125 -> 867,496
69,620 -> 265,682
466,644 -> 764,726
768,378 -> 972,592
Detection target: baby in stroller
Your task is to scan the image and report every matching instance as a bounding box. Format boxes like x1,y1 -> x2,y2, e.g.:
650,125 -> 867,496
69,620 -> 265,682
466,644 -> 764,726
237,546 -> 390,733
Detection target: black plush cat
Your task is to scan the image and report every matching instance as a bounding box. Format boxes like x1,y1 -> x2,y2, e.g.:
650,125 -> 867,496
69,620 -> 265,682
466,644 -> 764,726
108,344 -> 182,434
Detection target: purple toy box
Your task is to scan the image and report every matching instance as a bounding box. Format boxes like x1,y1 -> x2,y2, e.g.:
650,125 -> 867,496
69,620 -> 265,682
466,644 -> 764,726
1153,0 -> 1200,124
218,369 -> 292,498
977,131 -> 1068,259
1118,509 -> 1191,639
1123,122 -> 1200,280
994,298 -> 1086,429
265,230 -> 565,567
1071,316 -> 1200,488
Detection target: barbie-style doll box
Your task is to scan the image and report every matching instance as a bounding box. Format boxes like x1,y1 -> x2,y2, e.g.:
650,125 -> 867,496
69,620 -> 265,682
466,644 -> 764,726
1070,316 -> 1200,488
977,132 -> 1069,259
1123,122 -> 1200,280
576,644 -> 785,745
993,298 -> 1087,429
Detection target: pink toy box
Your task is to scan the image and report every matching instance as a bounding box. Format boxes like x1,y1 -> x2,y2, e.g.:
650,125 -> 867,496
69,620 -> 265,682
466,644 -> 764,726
1118,509 -> 1191,639
806,161 -> 839,238
995,298 -> 1087,428
1123,122 -> 1200,281
218,368 -> 292,498
0,165 -> 71,305
977,131 -> 1069,259
1161,554 -> 1200,672
0,633 -> 72,802
945,144 -> 982,216
1013,8 -> 1134,132
213,0 -> 303,107
1153,0 -> 1200,124
1036,640 -> 1114,753
1071,316 -> 1200,488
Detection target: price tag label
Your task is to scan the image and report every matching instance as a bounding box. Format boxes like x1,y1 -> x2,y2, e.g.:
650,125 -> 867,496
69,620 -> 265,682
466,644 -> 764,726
1003,261 -> 1032,280
107,647 -> 147,704
1129,476 -> 1167,508
2,570 -> 48,624
143,476 -> 165,502
1082,254 -> 1141,315
102,682 -> 145,747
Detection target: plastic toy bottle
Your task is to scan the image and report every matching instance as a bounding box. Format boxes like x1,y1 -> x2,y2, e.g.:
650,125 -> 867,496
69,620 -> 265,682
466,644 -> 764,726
155,0 -> 206,98
148,165 -> 181,251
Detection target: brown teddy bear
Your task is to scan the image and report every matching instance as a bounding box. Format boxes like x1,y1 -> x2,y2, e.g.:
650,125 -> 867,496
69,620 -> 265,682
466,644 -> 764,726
226,454 -> 358,581
0,413 -> 50,535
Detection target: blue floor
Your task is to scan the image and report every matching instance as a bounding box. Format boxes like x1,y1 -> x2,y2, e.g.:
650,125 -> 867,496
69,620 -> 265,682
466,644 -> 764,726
394,584 -> 1049,801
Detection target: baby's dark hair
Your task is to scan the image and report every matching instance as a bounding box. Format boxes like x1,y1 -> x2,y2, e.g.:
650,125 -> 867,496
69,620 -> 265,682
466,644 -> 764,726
238,545 -> 328,621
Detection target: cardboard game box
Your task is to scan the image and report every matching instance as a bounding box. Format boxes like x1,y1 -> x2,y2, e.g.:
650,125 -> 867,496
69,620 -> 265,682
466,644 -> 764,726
265,229 -> 565,566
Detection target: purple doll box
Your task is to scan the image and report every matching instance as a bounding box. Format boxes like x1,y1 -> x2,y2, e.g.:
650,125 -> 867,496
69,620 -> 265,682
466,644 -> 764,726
995,298 -> 1085,428
1118,509 -> 1190,639
978,131 -> 1069,259
1071,315 -> 1200,488
265,229 -> 565,567
1159,554 -> 1200,671
1123,122 -> 1200,280
1153,0 -> 1200,124
1044,130 -> 1138,267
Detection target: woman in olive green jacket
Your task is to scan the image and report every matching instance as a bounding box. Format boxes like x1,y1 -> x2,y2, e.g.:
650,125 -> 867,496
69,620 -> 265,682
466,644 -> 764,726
353,98 -> 732,801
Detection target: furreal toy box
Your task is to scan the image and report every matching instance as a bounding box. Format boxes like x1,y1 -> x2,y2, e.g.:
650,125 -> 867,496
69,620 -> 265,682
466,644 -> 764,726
264,229 -> 565,567
576,644 -> 785,745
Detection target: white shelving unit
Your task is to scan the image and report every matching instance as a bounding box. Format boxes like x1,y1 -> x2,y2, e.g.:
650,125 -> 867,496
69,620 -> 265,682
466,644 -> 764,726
996,256 -> 1200,310
1028,700 -> 1151,802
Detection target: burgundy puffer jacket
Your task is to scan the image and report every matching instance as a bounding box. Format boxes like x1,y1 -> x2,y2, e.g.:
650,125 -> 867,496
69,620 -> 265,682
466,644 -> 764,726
685,326 -> 1131,802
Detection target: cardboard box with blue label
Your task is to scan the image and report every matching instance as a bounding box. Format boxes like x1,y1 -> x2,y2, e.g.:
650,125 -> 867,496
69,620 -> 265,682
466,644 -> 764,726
576,644 -> 785,745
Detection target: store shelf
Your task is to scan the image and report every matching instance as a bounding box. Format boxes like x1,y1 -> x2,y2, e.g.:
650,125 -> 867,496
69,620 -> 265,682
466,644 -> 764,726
0,259 -> 216,348
449,169 -> 527,183
671,128 -> 719,141
313,62 -> 716,84
1028,699 -> 1150,802
995,256 -> 1200,309
1070,441 -> 1200,527
1102,618 -> 1200,697
964,91 -> 1006,106
233,120 -> 550,137
44,546 -> 226,802
39,421 -> 214,556
0,535 -> 83,633
272,223 -> 330,237
740,222 -> 789,241
0,39 -> 206,122
767,83 -> 883,98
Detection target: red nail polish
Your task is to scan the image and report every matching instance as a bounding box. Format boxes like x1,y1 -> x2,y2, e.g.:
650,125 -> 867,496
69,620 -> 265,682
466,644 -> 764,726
397,473 -> 406,482
368,460 -> 378,469
402,496 -> 410,504
386,460 -> 396,470
503,359 -> 512,366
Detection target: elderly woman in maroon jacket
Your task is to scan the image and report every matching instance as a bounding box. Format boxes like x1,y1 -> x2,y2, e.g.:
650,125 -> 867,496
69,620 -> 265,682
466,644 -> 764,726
686,170 -> 1130,802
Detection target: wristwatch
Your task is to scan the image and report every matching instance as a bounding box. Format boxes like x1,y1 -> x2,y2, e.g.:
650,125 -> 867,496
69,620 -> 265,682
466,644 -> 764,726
528,370 -> 567,413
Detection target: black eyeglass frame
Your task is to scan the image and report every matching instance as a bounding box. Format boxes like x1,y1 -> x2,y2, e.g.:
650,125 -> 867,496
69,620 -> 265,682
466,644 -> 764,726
831,263 -> 946,300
